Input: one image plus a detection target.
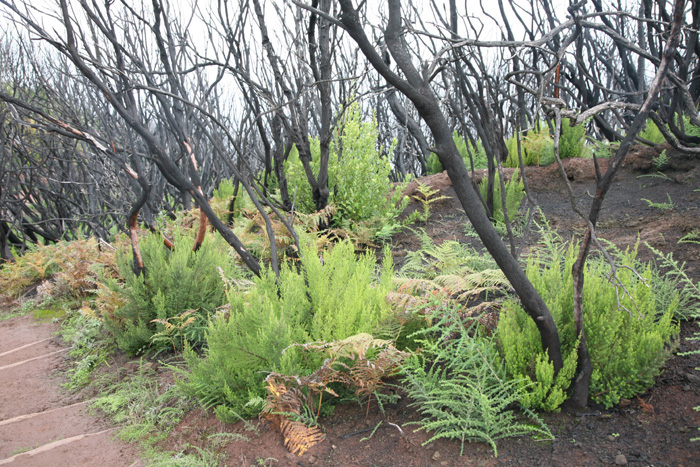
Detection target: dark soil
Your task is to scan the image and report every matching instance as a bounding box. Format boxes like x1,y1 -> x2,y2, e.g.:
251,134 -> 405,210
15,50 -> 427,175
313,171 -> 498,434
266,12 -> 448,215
2,143 -> 700,466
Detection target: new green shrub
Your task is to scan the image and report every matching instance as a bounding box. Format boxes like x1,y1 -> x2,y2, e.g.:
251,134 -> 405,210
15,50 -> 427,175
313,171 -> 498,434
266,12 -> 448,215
505,126 -> 555,168
454,132 -> 488,170
426,132 -> 487,174
178,239 -> 396,420
639,119 -> 666,144
497,238 -> 679,410
478,169 -> 524,225
106,230 -> 240,355
559,118 -> 586,159
284,103 -> 407,230
426,152 -> 443,175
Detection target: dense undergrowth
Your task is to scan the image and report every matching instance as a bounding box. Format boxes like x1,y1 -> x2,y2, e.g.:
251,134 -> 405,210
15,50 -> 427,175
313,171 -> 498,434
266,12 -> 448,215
0,185 -> 696,461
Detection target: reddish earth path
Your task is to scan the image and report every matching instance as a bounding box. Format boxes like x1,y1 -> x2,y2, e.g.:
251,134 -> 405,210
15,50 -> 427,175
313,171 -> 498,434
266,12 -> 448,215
0,314 -> 141,466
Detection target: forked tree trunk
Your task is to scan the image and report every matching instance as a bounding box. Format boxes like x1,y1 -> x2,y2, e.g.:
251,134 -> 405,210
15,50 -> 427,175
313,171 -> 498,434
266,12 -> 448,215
337,0 -> 564,371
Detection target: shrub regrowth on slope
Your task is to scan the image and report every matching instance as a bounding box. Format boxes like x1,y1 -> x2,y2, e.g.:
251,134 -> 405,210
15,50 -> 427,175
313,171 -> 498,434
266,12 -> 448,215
497,237 -> 679,410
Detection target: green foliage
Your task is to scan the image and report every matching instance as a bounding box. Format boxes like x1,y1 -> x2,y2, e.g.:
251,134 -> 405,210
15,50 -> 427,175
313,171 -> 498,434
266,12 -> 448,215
645,243 -> 700,321
60,309 -> 114,391
497,237 -> 679,410
401,229 -> 499,280
638,115 -> 700,145
559,118 -> 586,159
642,194 -> 674,211
426,132 -> 487,174
210,178 -> 253,222
678,229 -> 700,246
523,128 -> 555,166
284,103 -> 408,234
407,183 -> 451,224
178,239 -> 396,420
652,150 -> 669,170
426,152 -> 443,175
106,231 -> 240,355
505,126 -> 555,168
454,132 -> 488,170
478,169 -> 525,225
640,120 -> 666,144
306,240 -> 394,342
504,136 -> 521,168
401,308 -> 551,457
91,361 -> 192,450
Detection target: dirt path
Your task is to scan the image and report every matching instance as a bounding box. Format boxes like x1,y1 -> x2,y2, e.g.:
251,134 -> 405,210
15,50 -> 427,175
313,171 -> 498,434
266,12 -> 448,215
0,315 -> 141,466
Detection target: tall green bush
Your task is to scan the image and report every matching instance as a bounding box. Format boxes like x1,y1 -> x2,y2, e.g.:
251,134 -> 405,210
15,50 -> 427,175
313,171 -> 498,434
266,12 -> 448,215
426,132 -> 487,175
639,119 -> 666,144
497,238 -> 679,410
178,239 -> 396,420
284,103 -> 407,228
106,231 -> 240,355
559,118 -> 586,159
478,169 -> 524,225
505,126 -> 555,168
454,132 -> 488,170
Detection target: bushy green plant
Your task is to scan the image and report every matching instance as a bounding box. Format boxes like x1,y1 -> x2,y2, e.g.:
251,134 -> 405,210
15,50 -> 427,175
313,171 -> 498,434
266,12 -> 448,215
210,178 -> 254,222
640,119 -> 666,144
454,132 -> 488,170
478,169 -> 524,225
178,239 -> 396,420
504,135 -> 519,168
106,231 -> 240,355
497,238 -> 679,410
523,129 -> 555,166
426,152 -> 443,175
559,118 -> 586,159
401,308 -> 551,457
426,132 -> 487,175
284,103 -> 408,233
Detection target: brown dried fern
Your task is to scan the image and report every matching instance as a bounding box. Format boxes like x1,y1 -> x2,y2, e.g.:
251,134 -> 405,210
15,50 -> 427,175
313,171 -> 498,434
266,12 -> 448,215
263,334 -> 407,455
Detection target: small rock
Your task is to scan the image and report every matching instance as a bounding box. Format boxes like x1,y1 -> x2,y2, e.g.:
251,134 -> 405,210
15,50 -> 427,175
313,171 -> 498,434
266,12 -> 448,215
615,454 -> 628,465
683,384 -> 691,391
307,455 -> 318,465
686,372 -> 700,384
607,435 -> 616,441
619,398 -> 631,407
331,445 -> 337,450
440,461 -> 449,466
432,451 -> 442,461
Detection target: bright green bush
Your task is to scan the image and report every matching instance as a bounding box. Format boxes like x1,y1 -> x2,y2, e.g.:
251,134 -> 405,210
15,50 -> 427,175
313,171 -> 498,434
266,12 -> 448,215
504,136 -> 519,168
497,238 -> 679,410
559,118 -> 586,159
401,308 -> 551,457
637,115 -> 699,146
454,132 -> 488,171
426,152 -> 443,175
639,119 -> 666,144
107,231 -> 240,355
425,132 -> 487,175
505,127 -> 555,168
178,239 -> 396,420
478,169 -> 524,225
284,103 -> 407,229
